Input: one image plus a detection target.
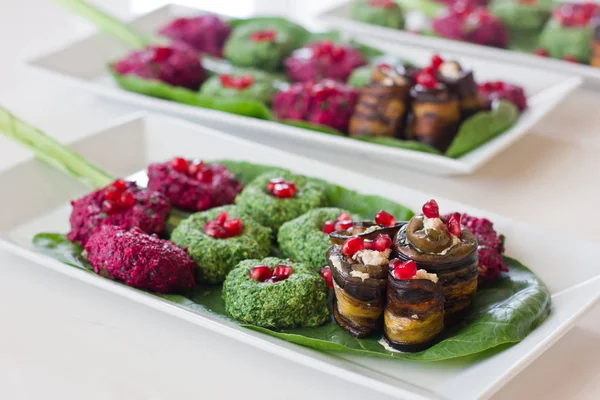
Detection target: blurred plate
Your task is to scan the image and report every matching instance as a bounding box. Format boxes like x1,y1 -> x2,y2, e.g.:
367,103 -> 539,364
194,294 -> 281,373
28,4 -> 581,176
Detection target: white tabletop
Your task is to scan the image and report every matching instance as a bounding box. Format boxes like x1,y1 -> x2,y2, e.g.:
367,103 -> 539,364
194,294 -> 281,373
1,1 -> 600,399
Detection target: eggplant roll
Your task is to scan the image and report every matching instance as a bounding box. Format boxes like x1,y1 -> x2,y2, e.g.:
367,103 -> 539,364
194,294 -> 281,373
349,65 -> 411,138
327,244 -> 388,337
384,273 -> 444,352
407,85 -> 461,152
592,21 -> 600,68
395,224 -> 479,325
349,83 -> 410,138
436,61 -> 487,117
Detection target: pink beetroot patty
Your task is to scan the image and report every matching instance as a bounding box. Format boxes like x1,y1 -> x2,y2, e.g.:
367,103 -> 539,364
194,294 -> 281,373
147,159 -> 243,212
67,181 -> 171,246
272,79 -> 359,132
285,40 -> 367,83
114,44 -> 205,90
158,15 -> 231,57
85,225 -> 196,293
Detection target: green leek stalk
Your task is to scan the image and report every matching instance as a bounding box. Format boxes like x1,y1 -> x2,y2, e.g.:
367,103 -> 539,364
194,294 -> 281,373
0,105 -> 189,227
0,106 -> 114,189
54,0 -> 156,49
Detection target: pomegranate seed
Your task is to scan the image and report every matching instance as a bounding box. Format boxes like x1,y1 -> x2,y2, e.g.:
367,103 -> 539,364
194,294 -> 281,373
272,264 -> 294,280
416,72 -> 437,88
337,212 -> 352,221
364,240 -> 374,250
267,178 -> 285,193
152,47 -> 172,62
378,63 -> 391,70
393,260 -> 418,279
196,169 -> 214,183
250,265 -> 272,282
272,183 -> 297,198
335,220 -> 354,231
422,199 -> 440,219
102,200 -> 120,214
237,75 -> 254,89
342,236 -> 365,257
563,55 -> 579,63
320,266 -> 334,288
250,30 -> 277,42
223,218 -> 243,236
368,0 -> 396,8
219,74 -> 234,87
188,161 -> 205,176
423,66 -> 435,75
431,54 -> 444,69
171,157 -> 189,173
373,234 -> 392,252
331,46 -> 346,61
204,224 -> 227,239
104,188 -> 121,202
492,81 -> 505,91
322,220 -> 336,234
446,213 -> 462,236
533,48 -> 549,57
265,276 -> 282,283
215,211 -> 229,226
374,210 -> 396,227
388,258 -> 403,271
118,191 -> 136,208
111,179 -> 127,192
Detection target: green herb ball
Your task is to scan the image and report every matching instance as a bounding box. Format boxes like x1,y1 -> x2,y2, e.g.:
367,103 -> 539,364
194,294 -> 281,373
223,22 -> 301,71
277,208 -> 360,271
490,0 -> 551,33
170,205 -> 271,284
538,19 -> 592,63
236,171 -> 327,232
223,257 -> 330,328
199,70 -> 278,104
350,0 -> 405,29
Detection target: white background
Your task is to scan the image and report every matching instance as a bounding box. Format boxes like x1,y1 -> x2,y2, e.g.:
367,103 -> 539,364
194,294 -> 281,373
0,0 -> 599,399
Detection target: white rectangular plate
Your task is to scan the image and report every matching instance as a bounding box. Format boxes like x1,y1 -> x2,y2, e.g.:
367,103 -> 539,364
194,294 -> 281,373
1,112 -> 600,400
320,1 -> 600,87
28,4 -> 581,176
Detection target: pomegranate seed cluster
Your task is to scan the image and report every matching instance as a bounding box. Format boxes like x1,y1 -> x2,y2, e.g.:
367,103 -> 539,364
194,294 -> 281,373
203,211 -> 244,239
249,264 -> 294,283
267,178 -> 298,199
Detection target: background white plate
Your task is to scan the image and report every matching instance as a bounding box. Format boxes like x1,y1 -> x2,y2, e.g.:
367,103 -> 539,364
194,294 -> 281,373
1,112 -> 599,400
28,4 -> 581,176
320,1 -> 600,88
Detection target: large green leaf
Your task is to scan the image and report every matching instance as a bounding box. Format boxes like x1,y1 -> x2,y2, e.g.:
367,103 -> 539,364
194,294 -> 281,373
445,100 -> 519,158
248,257 -> 551,361
355,136 -> 442,155
32,233 -> 551,362
109,67 -> 273,120
278,120 -> 344,136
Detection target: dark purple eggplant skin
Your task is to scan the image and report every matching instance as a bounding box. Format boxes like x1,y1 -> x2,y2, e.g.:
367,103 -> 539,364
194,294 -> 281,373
384,272 -> 444,352
394,223 -> 478,325
327,245 -> 387,338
